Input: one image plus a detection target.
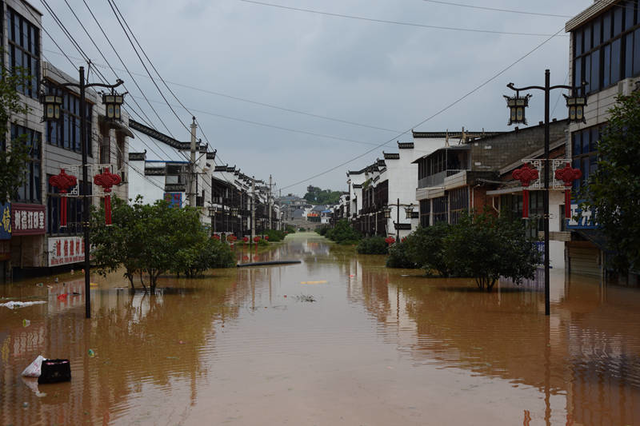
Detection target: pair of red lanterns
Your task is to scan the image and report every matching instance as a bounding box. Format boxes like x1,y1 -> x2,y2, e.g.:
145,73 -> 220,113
49,168 -> 121,226
512,163 -> 581,219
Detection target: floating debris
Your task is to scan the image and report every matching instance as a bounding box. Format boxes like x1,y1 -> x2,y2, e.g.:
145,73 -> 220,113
0,301 -> 46,310
294,294 -> 316,303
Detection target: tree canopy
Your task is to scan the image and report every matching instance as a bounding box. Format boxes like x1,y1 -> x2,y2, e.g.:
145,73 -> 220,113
303,185 -> 342,205
580,89 -> 640,272
91,196 -> 235,292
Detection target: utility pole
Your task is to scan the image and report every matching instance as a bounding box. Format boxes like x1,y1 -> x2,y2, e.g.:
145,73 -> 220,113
251,176 -> 256,241
268,175 -> 273,230
188,117 -> 197,207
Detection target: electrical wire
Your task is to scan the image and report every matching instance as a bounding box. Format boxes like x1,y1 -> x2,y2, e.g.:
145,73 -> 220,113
80,0 -> 177,137
239,0 -> 569,37
421,0 -> 573,18
42,48 -> 402,134
279,26 -> 566,191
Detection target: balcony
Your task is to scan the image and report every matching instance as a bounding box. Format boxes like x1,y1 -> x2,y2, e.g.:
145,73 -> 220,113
418,169 -> 465,188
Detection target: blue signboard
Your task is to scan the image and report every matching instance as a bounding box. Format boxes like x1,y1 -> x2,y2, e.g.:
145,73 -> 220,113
0,203 -> 11,240
567,202 -> 598,230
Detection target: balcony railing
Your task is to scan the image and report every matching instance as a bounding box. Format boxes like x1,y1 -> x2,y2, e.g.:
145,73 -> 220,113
418,169 -> 466,188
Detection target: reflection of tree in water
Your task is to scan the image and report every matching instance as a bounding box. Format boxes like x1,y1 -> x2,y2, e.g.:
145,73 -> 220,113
0,272 -> 247,425
354,266 -> 640,425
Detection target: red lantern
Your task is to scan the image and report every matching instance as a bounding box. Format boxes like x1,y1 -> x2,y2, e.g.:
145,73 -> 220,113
512,163 -> 539,218
264,235 -> 269,241
49,169 -> 77,227
385,236 -> 395,245
554,163 -> 582,219
253,236 -> 260,243
212,234 -> 221,240
93,168 -> 121,225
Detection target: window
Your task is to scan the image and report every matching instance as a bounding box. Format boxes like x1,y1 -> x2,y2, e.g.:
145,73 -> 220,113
45,86 -> 93,156
420,200 -> 430,227
7,8 -> 40,98
572,126 -> 602,191
11,125 -> 41,203
573,5 -> 640,93
433,196 -> 448,224
449,187 -> 468,224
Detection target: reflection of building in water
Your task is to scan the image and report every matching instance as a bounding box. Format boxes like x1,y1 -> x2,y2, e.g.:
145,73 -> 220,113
348,261 -> 640,425
0,275 -> 246,425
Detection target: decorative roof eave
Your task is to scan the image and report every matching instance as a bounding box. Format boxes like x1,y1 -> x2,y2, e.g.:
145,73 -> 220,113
383,152 -> 400,160
398,142 -> 414,149
130,119 -> 184,149
565,0 -> 616,32
353,184 -> 363,189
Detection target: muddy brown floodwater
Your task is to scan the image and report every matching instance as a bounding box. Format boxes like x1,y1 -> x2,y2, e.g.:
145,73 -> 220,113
1,232 -> 640,425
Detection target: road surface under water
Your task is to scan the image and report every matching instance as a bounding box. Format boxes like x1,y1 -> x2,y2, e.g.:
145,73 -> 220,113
1,232 -> 639,425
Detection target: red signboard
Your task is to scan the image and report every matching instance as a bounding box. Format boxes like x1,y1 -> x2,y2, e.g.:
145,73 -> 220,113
11,203 -> 46,236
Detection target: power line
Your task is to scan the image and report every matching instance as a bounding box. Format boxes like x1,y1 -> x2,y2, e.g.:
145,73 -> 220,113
239,0 -> 569,37
279,26 -> 566,191
42,48 -> 402,134
129,95 -> 381,147
422,0 -> 573,18
80,0 -> 177,138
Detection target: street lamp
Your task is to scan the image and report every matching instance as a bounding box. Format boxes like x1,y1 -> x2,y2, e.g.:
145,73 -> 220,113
382,205 -> 392,219
506,69 -> 586,316
42,66 -> 124,319
404,203 -> 414,219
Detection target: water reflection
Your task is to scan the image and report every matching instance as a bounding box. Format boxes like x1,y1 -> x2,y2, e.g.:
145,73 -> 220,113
0,233 -> 639,425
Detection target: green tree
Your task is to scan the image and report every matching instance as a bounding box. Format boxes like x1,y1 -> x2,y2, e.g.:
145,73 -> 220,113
91,196 -> 234,291
580,90 -> 640,272
325,219 -> 361,244
404,223 -> 453,277
0,68 -> 31,204
303,185 -> 342,205
444,212 -> 541,291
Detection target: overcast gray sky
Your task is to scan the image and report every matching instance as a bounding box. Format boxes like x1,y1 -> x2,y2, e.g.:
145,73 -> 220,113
41,0 -> 593,196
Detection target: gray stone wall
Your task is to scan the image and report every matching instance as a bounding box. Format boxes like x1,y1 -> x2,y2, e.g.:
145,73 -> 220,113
470,120 -> 568,172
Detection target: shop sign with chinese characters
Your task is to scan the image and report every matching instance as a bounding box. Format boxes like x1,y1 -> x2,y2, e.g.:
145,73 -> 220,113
11,203 -> 45,236
48,236 -> 84,266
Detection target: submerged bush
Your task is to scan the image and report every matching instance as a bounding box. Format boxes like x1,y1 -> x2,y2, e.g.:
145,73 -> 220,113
357,236 -> 389,254
386,241 -> 418,269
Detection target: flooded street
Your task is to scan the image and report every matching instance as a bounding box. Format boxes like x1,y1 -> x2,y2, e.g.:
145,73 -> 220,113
1,232 -> 640,425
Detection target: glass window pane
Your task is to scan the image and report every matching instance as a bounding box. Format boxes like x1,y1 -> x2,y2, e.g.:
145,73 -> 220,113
614,7 -> 624,35
584,54 -> 592,92
626,0 -> 635,29
612,38 -> 621,84
634,29 -> 640,75
603,44 -> 611,87
574,57 -> 583,89
603,11 -> 612,42
591,128 -> 599,152
625,33 -> 634,78
575,29 -> 583,56
585,24 -> 592,51
583,130 -> 591,153
591,49 -> 601,92
573,132 -> 582,155
593,19 -> 602,46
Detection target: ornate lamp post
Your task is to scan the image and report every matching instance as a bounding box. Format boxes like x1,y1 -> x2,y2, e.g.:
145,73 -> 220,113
42,66 -> 124,319
506,69 -> 586,316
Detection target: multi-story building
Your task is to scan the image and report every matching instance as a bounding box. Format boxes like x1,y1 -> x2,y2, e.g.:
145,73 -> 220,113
1,0 -> 133,280
564,0 -> 640,278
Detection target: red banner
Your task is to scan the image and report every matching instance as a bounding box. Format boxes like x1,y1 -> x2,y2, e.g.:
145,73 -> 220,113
11,203 -> 46,236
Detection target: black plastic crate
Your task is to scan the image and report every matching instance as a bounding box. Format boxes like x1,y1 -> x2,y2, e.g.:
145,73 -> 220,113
38,359 -> 71,384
